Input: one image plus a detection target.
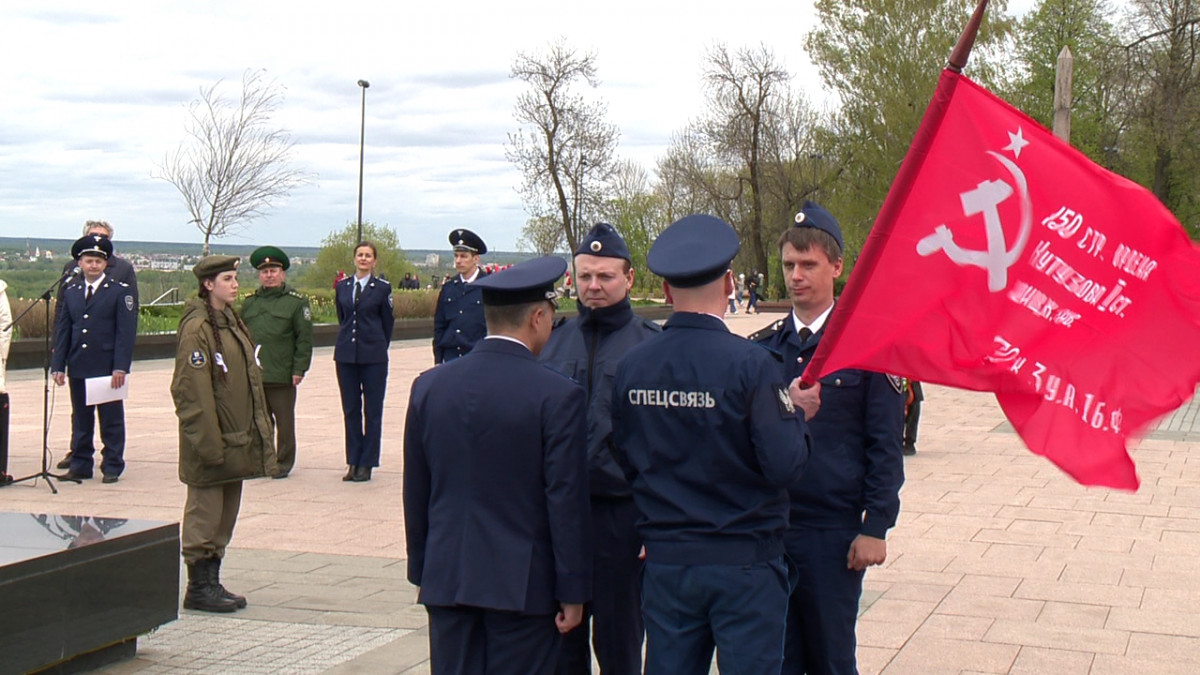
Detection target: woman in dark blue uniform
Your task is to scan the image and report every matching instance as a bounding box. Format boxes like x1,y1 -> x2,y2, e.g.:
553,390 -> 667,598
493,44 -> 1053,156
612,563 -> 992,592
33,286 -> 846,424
334,242 -> 395,482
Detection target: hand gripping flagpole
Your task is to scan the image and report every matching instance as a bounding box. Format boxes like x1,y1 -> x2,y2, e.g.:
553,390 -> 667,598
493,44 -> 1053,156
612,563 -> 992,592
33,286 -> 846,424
800,0 -> 991,386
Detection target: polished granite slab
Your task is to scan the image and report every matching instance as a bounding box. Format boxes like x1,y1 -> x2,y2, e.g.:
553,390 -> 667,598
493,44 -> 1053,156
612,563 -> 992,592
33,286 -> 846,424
0,512 -> 179,675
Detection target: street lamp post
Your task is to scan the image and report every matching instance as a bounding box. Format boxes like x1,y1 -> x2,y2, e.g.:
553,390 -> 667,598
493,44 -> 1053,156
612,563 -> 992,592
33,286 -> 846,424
356,79 -> 370,244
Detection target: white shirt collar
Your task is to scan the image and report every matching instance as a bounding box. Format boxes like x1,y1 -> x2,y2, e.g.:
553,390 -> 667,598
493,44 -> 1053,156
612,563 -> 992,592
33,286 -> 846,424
792,302 -> 834,336
484,335 -> 530,352
85,274 -> 106,292
461,268 -> 480,284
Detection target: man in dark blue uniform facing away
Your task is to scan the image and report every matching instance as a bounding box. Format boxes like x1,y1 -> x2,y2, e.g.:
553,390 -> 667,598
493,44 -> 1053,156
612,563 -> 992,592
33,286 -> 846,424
432,228 -> 489,364
750,201 -> 906,675
540,223 -> 659,675
51,235 -> 137,483
405,256 -> 592,675
610,214 -> 821,675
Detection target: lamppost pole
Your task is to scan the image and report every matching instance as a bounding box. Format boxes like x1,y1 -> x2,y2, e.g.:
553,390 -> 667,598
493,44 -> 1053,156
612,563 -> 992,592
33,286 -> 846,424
356,79 -> 370,244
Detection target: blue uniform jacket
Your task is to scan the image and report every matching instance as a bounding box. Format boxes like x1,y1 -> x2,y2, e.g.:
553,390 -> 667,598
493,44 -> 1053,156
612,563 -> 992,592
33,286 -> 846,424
432,271 -> 489,364
539,298 -> 661,498
334,275 -> 395,364
55,255 -> 138,324
51,277 -> 137,378
611,312 -> 811,566
404,338 -> 592,614
751,310 -> 905,539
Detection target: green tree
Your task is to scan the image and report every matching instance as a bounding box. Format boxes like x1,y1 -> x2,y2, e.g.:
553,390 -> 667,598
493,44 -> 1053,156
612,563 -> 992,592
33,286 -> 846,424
1008,0 -> 1121,163
806,0 -> 1014,245
517,215 -> 567,255
1118,0 -> 1200,230
305,222 -> 413,290
601,160 -> 666,297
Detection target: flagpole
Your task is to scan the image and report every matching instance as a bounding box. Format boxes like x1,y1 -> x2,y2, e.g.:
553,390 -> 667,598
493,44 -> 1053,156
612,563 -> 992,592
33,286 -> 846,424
948,0 -> 990,73
800,0 -> 991,385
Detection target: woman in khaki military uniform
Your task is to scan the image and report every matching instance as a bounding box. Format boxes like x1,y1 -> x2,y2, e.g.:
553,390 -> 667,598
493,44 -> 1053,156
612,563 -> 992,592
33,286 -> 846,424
171,255 -> 278,613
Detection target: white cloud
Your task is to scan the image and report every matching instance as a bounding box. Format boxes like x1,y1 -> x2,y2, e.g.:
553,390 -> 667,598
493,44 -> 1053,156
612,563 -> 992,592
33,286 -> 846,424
1,0 -> 1057,252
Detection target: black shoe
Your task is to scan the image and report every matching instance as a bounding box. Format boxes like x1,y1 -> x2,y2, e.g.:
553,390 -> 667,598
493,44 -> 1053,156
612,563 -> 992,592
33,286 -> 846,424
272,471 -> 289,479
342,466 -> 357,482
903,444 -> 917,456
58,470 -> 90,482
102,474 -> 119,484
207,556 -> 247,609
56,453 -> 74,470
183,559 -> 238,613
352,466 -> 372,482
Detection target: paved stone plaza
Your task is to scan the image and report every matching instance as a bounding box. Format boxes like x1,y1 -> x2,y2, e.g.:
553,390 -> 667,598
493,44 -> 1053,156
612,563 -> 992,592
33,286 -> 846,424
3,310 -> 1200,674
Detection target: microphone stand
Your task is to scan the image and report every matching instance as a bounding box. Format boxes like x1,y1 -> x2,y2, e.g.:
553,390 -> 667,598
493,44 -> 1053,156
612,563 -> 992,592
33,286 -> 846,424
1,267 -> 82,493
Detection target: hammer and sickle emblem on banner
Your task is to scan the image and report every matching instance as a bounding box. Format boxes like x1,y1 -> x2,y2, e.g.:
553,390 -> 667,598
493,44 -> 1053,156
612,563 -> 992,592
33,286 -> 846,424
916,151 -> 1033,292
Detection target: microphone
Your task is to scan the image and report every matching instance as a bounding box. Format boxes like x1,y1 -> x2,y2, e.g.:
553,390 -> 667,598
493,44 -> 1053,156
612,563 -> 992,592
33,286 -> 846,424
64,266 -> 81,282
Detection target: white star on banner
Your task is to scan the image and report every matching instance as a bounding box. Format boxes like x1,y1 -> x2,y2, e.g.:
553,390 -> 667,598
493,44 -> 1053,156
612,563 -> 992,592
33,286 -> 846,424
1004,127 -> 1029,159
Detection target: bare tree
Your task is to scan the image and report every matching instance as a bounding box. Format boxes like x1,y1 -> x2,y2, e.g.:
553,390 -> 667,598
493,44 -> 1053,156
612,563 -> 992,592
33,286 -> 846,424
158,69 -> 309,255
507,39 -> 620,255
701,44 -> 790,285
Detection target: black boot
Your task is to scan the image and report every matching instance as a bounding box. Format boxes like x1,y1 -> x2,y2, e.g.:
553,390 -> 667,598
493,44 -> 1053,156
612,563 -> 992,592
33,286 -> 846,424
342,466 -> 357,482
208,556 -> 248,609
183,558 -> 238,613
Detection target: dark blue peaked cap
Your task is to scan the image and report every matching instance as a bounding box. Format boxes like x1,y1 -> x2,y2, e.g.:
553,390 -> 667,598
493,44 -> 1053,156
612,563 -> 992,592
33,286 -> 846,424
474,256 -> 567,306
449,228 -> 487,255
71,234 -> 113,260
647,214 -> 740,288
575,222 -> 630,262
792,200 -> 844,252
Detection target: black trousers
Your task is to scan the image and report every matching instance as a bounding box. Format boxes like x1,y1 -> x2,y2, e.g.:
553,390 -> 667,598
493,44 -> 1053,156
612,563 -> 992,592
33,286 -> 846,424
335,361 -> 386,468
67,376 -> 125,477
557,497 -> 644,675
427,605 -> 561,675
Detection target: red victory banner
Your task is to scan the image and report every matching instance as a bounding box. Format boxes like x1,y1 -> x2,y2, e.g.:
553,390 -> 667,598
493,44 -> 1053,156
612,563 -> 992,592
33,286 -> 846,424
804,69 -> 1200,490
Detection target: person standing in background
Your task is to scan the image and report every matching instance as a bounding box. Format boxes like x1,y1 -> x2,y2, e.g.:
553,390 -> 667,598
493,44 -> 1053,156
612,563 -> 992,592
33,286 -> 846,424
432,229 -> 489,364
241,246 -> 313,479
334,241 -> 394,483
52,235 -> 136,484
56,220 -> 138,470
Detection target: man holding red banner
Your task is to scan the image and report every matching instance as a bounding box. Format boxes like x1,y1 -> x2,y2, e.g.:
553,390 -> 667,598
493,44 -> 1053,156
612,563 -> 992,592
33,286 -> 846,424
752,202 -> 905,675
803,65 -> 1200,491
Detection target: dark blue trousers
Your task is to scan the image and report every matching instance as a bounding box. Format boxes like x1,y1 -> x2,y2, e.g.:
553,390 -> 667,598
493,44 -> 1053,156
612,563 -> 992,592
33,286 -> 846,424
427,605 -> 561,675
642,557 -> 789,675
557,497 -> 644,675
67,377 -> 125,478
783,528 -> 864,675
335,361 -> 387,468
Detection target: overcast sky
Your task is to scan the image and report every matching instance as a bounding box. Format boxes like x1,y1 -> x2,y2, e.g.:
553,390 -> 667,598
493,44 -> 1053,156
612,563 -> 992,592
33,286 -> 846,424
1,0 -> 1046,253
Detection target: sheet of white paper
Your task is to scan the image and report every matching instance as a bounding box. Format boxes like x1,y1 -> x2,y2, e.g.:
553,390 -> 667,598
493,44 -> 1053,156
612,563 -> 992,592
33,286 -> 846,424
85,375 -> 129,406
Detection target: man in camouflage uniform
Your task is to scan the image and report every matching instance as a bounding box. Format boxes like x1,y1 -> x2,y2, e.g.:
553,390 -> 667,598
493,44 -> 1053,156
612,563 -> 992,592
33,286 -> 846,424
242,246 -> 313,478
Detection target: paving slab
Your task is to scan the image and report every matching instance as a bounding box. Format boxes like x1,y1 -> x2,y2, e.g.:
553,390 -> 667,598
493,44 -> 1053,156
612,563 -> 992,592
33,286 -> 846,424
2,310 -> 1199,673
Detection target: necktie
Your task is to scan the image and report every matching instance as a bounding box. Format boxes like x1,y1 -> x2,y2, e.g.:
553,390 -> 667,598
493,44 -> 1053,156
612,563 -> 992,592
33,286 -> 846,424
85,285 -> 94,303
798,327 -> 813,343
353,282 -> 361,305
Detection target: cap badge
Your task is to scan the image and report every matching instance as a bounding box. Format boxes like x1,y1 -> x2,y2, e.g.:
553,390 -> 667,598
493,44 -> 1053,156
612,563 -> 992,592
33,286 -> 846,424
590,241 -> 602,252
794,212 -> 806,224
